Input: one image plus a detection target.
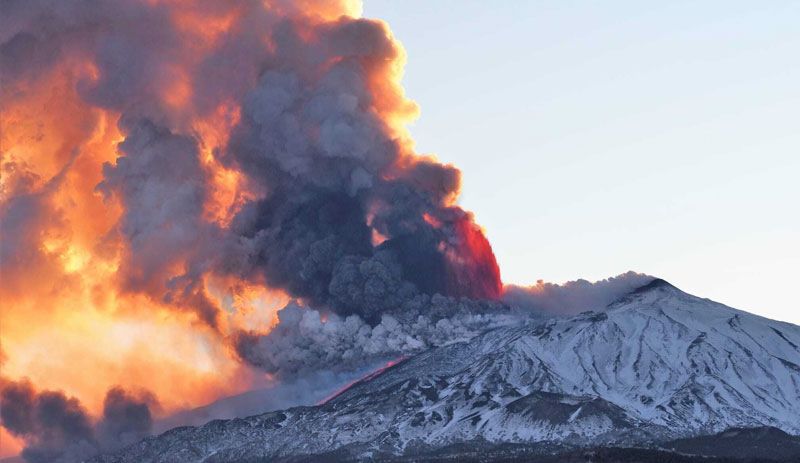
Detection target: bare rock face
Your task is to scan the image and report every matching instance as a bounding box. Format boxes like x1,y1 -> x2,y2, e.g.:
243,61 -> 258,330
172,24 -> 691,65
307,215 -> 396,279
93,281 -> 800,462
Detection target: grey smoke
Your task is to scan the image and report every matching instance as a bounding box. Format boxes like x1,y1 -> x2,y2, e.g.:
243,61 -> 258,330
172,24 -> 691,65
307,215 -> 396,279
0,379 -> 95,463
97,117 -> 220,328
502,271 -> 655,316
0,379 -> 158,463
96,387 -> 159,452
221,46 -> 503,320
0,153 -> 77,298
233,297 -> 513,379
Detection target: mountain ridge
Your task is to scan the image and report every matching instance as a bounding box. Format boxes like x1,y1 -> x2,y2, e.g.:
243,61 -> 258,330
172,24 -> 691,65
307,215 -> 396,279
92,280 -> 800,462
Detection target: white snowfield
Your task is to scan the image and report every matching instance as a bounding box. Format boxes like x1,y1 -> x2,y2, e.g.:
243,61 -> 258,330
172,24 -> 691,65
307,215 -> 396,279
94,279 -> 800,462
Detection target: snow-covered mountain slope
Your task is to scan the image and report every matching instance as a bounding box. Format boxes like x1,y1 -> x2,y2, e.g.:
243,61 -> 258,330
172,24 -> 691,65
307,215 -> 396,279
93,280 -> 800,462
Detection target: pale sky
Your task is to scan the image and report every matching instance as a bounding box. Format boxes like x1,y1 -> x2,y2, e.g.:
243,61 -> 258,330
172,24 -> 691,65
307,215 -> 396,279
363,1 -> 800,325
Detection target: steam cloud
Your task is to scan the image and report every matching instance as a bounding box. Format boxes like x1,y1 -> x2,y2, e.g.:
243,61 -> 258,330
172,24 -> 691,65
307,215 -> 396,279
0,379 -> 157,463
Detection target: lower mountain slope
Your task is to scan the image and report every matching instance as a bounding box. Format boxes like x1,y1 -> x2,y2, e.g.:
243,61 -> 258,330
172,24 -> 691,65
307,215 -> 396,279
663,426 -> 800,460
93,280 -> 800,462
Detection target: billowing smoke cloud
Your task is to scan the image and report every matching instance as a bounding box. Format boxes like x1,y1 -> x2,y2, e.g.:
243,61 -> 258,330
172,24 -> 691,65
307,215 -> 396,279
0,379 -> 95,463
0,379 -> 158,463
502,271 -> 655,316
217,18 -> 503,321
97,117 -> 221,327
233,297 -> 513,379
95,387 -> 159,452
2,0 -> 502,331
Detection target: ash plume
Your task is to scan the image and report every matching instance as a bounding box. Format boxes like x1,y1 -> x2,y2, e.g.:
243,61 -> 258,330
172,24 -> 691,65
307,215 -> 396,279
218,31 -> 504,320
0,379 -> 158,463
2,0 -> 502,329
502,271 -> 655,316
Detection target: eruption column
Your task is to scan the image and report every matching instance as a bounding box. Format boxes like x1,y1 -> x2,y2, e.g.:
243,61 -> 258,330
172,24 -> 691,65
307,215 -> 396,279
0,1 -> 503,459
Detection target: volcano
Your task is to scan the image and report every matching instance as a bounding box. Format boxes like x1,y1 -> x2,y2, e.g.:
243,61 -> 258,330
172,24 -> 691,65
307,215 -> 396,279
91,279 -> 800,462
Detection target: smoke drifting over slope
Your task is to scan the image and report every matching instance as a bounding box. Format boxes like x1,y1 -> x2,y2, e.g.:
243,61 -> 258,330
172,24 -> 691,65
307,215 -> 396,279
503,272 -> 655,316
233,298 -> 511,379
232,272 -> 652,381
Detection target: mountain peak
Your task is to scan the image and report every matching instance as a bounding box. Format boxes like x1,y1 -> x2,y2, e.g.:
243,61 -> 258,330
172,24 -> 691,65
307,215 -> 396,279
630,278 -> 677,294
604,278 -> 682,308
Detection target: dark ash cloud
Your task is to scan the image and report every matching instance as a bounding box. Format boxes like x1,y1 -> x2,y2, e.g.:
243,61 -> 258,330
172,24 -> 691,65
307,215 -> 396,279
0,379 -> 95,463
96,387 -> 159,452
0,379 -> 158,463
